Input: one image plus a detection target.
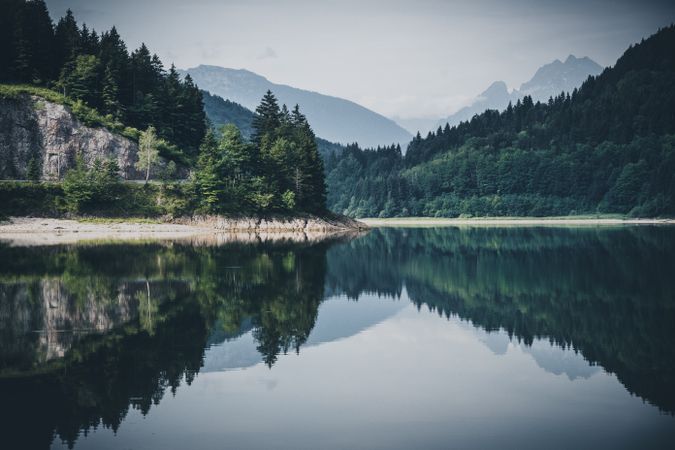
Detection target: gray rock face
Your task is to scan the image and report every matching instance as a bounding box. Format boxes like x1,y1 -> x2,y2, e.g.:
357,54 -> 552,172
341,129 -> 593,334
183,214 -> 368,232
0,278 -> 151,365
0,94 -> 143,180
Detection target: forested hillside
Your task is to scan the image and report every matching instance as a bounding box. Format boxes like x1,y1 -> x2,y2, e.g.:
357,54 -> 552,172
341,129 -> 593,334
1,1 -> 328,217
429,55 -> 603,134
325,25 -> 675,218
0,1 -> 206,160
201,89 -> 344,157
202,90 -> 255,139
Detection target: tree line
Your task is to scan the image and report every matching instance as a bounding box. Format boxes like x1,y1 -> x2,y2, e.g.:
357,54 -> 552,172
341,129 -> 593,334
194,91 -> 326,213
0,1 -> 327,216
325,24 -> 675,218
0,0 -> 206,158
1,90 -> 327,216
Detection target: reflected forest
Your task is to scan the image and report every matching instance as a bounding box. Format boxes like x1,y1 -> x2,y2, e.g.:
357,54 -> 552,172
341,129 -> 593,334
1,227 -> 675,448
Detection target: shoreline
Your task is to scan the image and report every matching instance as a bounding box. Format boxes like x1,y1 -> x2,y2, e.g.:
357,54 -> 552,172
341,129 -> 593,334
360,217 -> 675,227
0,216 -> 367,246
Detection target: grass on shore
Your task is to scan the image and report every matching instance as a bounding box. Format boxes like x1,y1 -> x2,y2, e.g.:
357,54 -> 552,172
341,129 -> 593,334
0,84 -> 191,166
360,214 -> 628,222
0,84 -> 141,141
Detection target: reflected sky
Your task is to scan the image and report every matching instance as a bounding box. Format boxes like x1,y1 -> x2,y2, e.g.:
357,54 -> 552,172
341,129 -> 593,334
52,289 -> 675,450
2,227 -> 675,449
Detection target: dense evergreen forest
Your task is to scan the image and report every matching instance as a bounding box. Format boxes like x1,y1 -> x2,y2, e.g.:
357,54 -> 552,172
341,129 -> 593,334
325,25 -> 675,218
0,0 -> 327,215
2,0 -> 672,218
194,91 -> 326,213
0,0 -> 206,158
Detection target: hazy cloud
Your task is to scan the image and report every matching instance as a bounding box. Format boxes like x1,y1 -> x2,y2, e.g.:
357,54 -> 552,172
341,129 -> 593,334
257,47 -> 278,60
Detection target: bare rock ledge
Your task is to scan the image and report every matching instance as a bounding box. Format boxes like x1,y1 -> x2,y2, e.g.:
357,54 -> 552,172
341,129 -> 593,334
176,214 -> 368,232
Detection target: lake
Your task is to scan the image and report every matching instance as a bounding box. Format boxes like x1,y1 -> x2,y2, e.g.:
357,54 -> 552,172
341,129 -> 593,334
1,226 -> 674,449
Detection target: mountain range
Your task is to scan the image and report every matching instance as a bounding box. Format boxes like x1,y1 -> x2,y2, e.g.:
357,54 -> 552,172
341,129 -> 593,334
180,65 -> 413,148
403,55 -> 604,135
188,56 -> 603,149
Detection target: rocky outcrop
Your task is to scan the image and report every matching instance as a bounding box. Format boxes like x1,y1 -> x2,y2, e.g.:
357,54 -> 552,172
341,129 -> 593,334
0,278 -> 180,366
179,213 -> 368,232
0,94 -> 142,180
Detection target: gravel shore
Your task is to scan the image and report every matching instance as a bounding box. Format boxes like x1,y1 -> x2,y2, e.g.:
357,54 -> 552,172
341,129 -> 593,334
0,216 -> 367,246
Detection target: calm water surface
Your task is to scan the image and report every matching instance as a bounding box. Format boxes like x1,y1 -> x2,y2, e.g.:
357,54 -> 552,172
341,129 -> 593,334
1,226 -> 674,449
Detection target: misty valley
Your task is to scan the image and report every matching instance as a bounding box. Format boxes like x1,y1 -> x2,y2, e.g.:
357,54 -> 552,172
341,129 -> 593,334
1,226 -> 674,449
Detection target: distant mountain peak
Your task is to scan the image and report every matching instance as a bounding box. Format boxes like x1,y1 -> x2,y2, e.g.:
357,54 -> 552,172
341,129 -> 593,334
424,55 -> 604,134
519,55 -> 603,95
483,80 -> 509,95
181,65 -> 412,148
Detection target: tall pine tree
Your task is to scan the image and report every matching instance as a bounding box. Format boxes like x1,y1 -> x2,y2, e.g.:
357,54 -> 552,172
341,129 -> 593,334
252,90 -> 282,146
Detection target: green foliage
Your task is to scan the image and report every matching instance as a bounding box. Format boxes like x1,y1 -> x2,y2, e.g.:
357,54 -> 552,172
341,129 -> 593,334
62,156 -> 122,213
2,92 -> 328,218
58,54 -> 100,105
325,25 -> 675,218
193,130 -> 223,211
201,92 -> 345,161
194,94 -> 327,214
0,181 -> 63,216
136,126 -> 162,181
282,190 -> 296,210
0,84 -> 141,141
202,90 -> 255,139
0,2 -> 206,161
0,178 -> 196,218
26,156 -> 41,181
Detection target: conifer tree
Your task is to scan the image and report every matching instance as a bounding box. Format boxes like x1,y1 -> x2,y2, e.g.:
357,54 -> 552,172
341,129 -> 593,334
102,64 -> 123,119
252,90 -> 282,146
27,157 -> 41,181
79,24 -> 100,55
178,74 -> 207,157
0,0 -> 23,81
54,9 -> 80,71
59,54 -> 101,106
194,130 -> 222,211
11,0 -> 54,83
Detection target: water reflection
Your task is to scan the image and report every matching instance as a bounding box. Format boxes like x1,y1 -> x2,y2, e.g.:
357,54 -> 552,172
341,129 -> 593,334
0,226 -> 674,449
326,227 -> 675,414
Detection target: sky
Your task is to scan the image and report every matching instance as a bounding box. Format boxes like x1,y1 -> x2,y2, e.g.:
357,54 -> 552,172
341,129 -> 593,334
45,0 -> 675,120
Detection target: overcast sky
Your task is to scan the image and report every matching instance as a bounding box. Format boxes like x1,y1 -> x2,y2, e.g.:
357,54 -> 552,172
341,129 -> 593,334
45,0 -> 675,120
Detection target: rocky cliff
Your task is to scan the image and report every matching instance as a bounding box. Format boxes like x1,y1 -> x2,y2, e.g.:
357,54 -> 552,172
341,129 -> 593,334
0,94 -> 142,180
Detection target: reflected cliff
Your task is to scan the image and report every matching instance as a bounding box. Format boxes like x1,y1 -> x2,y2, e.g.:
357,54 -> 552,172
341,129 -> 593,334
1,226 -> 675,448
0,240 -> 331,449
